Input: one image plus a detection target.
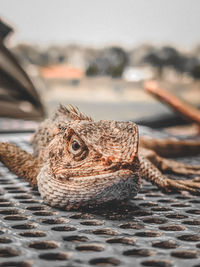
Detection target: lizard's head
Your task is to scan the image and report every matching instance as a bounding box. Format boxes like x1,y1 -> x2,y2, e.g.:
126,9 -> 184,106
37,106 -> 141,209
50,120 -> 139,174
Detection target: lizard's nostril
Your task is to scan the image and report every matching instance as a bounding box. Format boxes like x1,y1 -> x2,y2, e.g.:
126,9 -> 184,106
101,157 -> 113,166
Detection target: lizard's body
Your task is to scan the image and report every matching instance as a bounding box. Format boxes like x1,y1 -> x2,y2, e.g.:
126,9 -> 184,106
0,105 -> 200,210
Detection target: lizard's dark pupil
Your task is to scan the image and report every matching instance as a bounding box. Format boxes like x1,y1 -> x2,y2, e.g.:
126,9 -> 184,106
72,140 -> 80,151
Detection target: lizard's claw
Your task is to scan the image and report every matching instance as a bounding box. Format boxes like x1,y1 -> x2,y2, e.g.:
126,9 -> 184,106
164,177 -> 200,195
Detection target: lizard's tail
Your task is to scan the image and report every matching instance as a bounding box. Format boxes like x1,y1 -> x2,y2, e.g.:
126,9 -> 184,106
0,142 -> 39,187
140,136 -> 200,157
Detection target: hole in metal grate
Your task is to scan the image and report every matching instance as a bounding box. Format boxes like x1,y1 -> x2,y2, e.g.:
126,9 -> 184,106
171,203 -> 191,207
177,234 -> 200,242
152,240 -> 179,249
0,237 -> 12,243
0,247 -> 21,257
0,202 -> 14,207
186,209 -> 200,215
145,193 -> 163,198
8,190 -> 27,194
51,225 -> 77,231
19,231 -> 46,238
143,217 -> 167,224
80,220 -> 104,226
106,237 -> 136,245
0,261 -> 32,267
13,195 -> 32,200
135,230 -> 162,237
141,259 -> 173,267
32,211 -> 56,216
119,222 -> 144,229
190,199 -> 200,204
151,207 -> 172,212
39,252 -> 70,261
139,201 -> 158,207
89,257 -> 120,266
171,250 -> 199,259
176,195 -> 192,200
0,181 -> 14,185
0,209 -> 20,215
40,218 -> 69,224
182,219 -> 200,225
3,215 -> 28,221
93,228 -> 119,236
20,200 -> 41,204
0,228 -> 5,235
69,213 -> 94,219
123,248 -> 156,257
12,223 -> 38,230
63,235 -> 89,242
165,213 -> 188,219
0,198 -> 9,202
3,187 -> 21,190
76,243 -> 104,252
159,225 -> 186,231
26,205 -> 47,211
29,241 -> 59,250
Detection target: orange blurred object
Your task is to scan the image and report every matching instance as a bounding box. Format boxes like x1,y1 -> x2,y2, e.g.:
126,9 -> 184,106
40,64 -> 84,80
144,80 -> 200,126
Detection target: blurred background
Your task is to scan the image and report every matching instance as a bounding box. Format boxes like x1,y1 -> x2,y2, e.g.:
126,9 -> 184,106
1,0 -> 200,129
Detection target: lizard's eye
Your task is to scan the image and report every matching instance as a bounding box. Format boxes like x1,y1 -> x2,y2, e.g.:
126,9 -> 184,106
72,140 -> 81,151
69,137 -> 85,156
67,135 -> 88,160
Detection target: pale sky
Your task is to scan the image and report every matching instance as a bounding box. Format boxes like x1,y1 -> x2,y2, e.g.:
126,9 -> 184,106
1,0 -> 200,49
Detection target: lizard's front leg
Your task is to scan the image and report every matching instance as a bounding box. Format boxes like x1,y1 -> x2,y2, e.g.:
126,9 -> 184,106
0,142 -> 40,187
139,154 -> 200,195
140,148 -> 200,175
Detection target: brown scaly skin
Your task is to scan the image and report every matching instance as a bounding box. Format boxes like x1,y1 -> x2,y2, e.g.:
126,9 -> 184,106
0,105 -> 200,210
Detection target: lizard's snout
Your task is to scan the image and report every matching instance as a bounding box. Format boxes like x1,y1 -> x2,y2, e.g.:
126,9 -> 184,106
101,156 -> 115,166
101,150 -> 138,169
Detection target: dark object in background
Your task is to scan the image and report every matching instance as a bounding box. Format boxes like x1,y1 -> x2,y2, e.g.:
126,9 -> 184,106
136,113 -> 188,129
143,46 -> 183,77
86,47 -> 128,77
190,63 -> 200,80
143,45 -> 200,79
0,19 -> 13,40
0,19 -> 45,121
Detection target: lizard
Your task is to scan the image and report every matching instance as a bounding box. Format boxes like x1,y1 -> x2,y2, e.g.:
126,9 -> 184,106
0,105 -> 200,210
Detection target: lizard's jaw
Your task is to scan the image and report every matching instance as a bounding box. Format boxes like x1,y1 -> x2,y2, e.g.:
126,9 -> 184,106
53,154 -> 140,179
37,164 -> 141,210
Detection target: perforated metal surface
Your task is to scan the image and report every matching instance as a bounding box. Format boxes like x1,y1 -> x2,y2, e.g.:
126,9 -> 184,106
0,133 -> 200,267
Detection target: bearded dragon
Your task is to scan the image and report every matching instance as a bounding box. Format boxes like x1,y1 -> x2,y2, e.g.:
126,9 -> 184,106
0,105 -> 200,210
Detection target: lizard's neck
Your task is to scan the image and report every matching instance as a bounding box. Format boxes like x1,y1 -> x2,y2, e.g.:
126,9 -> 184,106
37,163 -> 141,210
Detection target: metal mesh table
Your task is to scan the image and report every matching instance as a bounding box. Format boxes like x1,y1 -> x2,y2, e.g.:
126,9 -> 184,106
0,133 -> 200,267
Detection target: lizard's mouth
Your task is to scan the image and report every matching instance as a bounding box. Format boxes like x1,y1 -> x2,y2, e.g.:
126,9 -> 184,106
54,161 -> 138,180
66,168 -> 134,180
54,154 -> 140,179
